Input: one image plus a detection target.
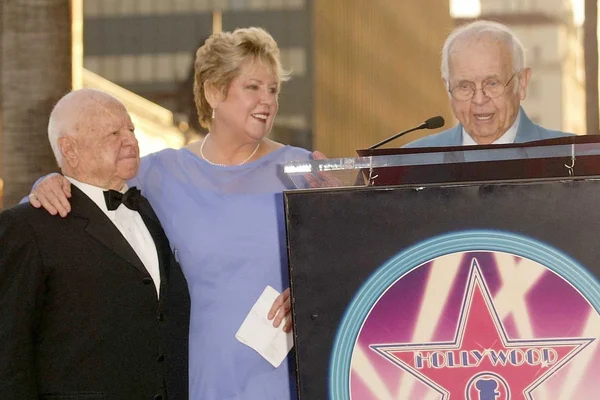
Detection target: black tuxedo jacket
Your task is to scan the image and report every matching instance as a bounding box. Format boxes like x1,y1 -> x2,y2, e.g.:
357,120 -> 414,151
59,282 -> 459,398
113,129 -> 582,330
0,186 -> 190,400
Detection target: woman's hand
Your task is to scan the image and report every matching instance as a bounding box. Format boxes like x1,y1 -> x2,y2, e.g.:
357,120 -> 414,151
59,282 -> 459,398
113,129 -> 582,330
312,150 -> 327,160
305,150 -> 343,188
267,288 -> 292,333
29,174 -> 72,217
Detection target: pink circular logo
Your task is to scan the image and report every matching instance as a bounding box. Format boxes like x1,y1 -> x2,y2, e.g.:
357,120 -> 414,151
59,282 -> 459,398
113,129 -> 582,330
349,252 -> 600,399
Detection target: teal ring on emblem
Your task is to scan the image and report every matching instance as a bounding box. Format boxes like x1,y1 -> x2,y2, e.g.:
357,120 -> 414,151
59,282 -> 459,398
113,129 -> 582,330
328,230 -> 600,399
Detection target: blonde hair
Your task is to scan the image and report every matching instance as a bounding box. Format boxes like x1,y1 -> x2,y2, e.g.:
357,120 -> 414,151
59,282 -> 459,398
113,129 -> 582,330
193,27 -> 289,129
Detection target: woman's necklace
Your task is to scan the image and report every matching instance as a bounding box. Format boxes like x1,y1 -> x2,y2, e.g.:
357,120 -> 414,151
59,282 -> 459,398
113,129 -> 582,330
199,133 -> 261,167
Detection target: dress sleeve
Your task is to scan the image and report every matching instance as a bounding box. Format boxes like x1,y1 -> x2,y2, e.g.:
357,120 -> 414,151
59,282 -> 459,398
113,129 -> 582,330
0,208 -> 45,399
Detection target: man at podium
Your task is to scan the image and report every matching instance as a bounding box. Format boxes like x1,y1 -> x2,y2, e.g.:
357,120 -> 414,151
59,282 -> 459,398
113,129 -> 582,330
405,20 -> 572,148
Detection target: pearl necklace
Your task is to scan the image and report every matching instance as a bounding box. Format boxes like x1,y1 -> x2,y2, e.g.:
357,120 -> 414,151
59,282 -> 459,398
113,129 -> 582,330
200,133 -> 261,167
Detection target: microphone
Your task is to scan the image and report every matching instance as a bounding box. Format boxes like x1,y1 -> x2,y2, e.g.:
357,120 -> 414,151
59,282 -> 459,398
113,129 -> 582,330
368,116 -> 445,150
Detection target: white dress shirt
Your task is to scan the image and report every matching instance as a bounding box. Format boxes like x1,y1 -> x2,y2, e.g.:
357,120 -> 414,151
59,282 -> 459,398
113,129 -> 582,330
66,176 -> 161,297
462,110 -> 521,146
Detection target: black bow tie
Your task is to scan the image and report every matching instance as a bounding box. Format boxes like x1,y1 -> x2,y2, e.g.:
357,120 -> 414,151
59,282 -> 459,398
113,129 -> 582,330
103,186 -> 141,211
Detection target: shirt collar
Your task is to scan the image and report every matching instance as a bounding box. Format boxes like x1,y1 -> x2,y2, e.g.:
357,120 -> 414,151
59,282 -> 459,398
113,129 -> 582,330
462,109 -> 521,145
65,176 -> 128,215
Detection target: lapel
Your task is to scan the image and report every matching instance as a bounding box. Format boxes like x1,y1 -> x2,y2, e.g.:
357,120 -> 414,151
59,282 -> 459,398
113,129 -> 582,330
448,124 -> 464,146
442,126 -> 467,163
137,195 -> 172,288
69,186 -> 147,275
514,107 -> 540,143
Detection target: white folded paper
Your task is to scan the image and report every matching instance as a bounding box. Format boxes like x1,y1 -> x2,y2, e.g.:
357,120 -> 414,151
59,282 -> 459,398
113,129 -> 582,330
235,285 -> 294,368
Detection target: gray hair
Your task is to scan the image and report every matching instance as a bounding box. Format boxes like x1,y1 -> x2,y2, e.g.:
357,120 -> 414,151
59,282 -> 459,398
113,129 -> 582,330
47,106 -> 65,167
441,20 -> 525,83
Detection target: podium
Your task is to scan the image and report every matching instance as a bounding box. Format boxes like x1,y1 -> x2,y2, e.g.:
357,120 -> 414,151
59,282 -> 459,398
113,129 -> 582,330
283,137 -> 600,399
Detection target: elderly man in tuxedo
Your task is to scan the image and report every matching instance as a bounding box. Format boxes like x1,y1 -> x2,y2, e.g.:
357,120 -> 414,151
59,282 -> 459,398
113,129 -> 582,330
0,89 -> 190,400
406,20 -> 571,148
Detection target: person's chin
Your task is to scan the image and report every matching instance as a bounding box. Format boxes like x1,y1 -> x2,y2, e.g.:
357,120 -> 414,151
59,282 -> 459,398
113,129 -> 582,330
469,119 -> 499,134
250,119 -> 273,134
247,129 -> 269,141
471,129 -> 502,144
117,160 -> 139,179
119,170 -> 138,180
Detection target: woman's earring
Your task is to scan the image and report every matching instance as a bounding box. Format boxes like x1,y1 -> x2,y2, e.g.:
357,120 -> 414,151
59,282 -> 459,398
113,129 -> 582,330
212,109 -> 216,119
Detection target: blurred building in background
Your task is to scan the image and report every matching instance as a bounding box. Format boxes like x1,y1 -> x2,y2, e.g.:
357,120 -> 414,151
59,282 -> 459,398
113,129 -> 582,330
459,0 -> 586,134
81,0 -> 454,157
313,0 -> 454,156
0,1 -> 591,206
82,69 -> 186,156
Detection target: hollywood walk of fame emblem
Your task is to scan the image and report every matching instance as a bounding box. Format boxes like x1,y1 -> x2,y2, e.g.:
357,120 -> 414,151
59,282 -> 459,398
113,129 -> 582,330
369,260 -> 594,399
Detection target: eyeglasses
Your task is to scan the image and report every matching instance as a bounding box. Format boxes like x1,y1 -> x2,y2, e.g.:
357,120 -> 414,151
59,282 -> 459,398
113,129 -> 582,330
448,72 -> 519,101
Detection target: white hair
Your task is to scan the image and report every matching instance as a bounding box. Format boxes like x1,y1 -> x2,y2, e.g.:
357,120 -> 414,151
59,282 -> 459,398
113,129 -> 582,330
441,20 -> 526,84
47,104 -> 65,167
47,88 -> 124,168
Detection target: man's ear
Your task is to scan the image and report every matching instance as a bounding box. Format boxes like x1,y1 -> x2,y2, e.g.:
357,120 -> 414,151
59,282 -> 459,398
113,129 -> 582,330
204,81 -> 225,110
518,67 -> 532,101
58,136 -> 79,168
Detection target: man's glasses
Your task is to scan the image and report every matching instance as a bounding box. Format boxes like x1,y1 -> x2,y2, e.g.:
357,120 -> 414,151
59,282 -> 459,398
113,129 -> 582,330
449,72 -> 519,101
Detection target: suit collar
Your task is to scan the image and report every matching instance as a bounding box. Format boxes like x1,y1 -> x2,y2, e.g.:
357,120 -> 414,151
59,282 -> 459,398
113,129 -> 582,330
69,186 -> 148,276
514,107 -> 542,142
69,185 -> 172,297
448,124 -> 463,145
137,197 -> 173,286
65,176 -> 114,215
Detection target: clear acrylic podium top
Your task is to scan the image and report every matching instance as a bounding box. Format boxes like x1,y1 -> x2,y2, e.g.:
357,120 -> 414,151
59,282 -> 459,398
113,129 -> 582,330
283,136 -> 600,189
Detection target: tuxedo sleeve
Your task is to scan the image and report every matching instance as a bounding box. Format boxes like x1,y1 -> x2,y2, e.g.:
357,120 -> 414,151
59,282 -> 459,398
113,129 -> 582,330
0,208 -> 45,399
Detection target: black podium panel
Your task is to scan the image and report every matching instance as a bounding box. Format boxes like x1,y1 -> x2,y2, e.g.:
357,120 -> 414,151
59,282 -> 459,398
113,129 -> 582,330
285,179 -> 600,400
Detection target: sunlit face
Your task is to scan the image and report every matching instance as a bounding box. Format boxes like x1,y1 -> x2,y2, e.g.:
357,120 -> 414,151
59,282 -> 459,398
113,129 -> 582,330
213,58 -> 279,141
73,100 -> 139,189
447,36 -> 530,144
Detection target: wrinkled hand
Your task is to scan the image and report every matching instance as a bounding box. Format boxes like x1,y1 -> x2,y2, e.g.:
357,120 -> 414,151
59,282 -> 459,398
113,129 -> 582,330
267,288 -> 292,333
305,150 -> 343,188
29,173 -> 72,217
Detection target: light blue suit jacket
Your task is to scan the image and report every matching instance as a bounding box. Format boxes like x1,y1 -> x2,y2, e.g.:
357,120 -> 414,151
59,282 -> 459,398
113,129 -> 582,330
404,107 -> 572,148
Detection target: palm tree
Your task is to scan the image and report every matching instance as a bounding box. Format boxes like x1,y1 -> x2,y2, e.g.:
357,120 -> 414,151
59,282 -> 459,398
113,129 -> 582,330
0,0 -> 71,208
585,0 -> 599,135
